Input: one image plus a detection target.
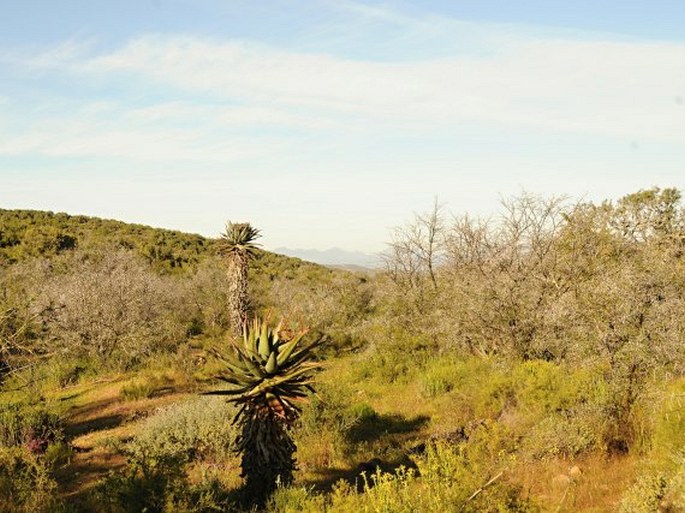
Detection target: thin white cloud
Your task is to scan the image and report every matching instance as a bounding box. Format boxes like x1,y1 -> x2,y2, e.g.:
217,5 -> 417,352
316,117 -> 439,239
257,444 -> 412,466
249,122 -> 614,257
0,103 -> 295,162
0,39 -> 93,71
1,7 -> 684,165
15,33 -> 682,144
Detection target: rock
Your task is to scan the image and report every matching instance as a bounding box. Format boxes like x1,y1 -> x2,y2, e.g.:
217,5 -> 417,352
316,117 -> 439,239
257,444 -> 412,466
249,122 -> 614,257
552,474 -> 571,488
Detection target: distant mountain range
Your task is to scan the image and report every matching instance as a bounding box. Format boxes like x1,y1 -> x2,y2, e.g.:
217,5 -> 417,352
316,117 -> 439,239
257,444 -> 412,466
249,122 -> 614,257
273,247 -> 381,268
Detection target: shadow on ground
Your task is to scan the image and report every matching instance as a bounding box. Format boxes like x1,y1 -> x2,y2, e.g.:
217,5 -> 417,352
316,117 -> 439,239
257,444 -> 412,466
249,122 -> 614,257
304,453 -> 419,493
62,394 -> 129,438
347,413 -> 430,443
305,412 -> 430,493
65,413 -> 128,438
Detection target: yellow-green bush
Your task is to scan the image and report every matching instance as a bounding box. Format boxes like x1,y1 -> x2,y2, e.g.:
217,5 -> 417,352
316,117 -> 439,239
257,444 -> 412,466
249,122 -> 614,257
0,447 -> 64,513
649,378 -> 685,458
512,360 -> 598,415
268,442 -> 536,513
521,409 -> 601,459
120,373 -> 172,401
0,404 -> 63,452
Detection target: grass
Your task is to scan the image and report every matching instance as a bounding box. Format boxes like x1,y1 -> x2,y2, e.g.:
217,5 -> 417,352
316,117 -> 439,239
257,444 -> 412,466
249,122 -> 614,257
0,347 -> 668,512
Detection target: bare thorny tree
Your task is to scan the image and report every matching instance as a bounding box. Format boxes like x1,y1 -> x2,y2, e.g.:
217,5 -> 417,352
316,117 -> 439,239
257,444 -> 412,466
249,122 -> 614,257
0,290 -> 56,382
382,198 -> 446,297
381,193 -> 572,355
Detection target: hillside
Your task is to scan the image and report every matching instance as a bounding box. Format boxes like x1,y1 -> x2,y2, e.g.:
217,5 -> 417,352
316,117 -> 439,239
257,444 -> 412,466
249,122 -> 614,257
2,190 -> 685,512
0,209 -> 212,270
0,208 -> 335,280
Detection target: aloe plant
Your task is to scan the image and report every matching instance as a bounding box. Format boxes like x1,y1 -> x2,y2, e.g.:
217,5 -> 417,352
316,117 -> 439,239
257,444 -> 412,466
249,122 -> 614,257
207,317 -> 321,502
218,222 -> 261,334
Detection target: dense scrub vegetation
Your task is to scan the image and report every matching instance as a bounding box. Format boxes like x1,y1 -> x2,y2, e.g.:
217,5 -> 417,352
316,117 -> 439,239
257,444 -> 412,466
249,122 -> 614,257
1,187 -> 685,511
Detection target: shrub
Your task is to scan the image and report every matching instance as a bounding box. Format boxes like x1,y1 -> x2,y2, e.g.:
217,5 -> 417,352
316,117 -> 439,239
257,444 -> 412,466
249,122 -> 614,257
120,373 -> 173,401
43,250 -> 187,368
92,396 -> 237,513
120,378 -> 157,401
419,360 -> 456,397
0,404 -> 63,452
296,383 -> 363,468
125,396 -> 236,465
512,360 -> 596,415
267,442 -> 536,513
43,441 -> 73,470
90,452 -> 185,513
521,410 -> 601,459
268,486 -> 326,513
648,378 -> 685,458
618,472 -> 669,513
663,459 -> 685,510
42,358 -> 94,388
620,450 -> 685,511
91,453 -> 232,513
0,447 -> 64,513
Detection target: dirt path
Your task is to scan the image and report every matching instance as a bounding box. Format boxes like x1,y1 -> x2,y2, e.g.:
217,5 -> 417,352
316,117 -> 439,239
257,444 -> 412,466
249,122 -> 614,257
55,379 -> 191,503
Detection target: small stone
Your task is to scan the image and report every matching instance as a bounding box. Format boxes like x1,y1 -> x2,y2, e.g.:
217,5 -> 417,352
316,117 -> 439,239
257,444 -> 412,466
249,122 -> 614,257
552,474 -> 571,488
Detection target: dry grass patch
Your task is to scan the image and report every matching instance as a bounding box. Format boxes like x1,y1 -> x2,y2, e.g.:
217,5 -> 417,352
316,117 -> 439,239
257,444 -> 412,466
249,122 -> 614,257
515,453 -> 638,512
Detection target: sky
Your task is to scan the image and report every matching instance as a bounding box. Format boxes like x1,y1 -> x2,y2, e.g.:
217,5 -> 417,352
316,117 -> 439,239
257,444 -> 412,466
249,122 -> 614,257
1,0 -> 684,254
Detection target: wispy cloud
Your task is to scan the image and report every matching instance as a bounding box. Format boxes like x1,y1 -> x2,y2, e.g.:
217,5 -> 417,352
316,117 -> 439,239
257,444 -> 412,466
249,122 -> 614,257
1,1 -> 684,253
5,27 -> 683,155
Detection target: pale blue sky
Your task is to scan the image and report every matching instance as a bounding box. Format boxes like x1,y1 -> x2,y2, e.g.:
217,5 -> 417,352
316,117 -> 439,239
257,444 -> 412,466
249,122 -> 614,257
1,1 -> 684,252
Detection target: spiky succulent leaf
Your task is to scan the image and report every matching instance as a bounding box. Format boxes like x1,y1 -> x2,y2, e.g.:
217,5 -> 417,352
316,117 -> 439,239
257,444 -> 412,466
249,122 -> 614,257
275,331 -> 306,367
208,317 -> 321,410
257,323 -> 271,360
265,351 -> 278,374
205,316 -> 321,503
220,222 -> 262,256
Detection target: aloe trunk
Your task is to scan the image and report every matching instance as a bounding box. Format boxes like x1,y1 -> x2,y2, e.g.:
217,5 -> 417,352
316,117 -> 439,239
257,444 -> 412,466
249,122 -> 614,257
219,222 -> 260,335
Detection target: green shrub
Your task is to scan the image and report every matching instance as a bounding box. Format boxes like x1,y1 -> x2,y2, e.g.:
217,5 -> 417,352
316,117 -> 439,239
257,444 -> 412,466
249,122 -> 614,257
0,404 -> 63,451
521,409 -> 601,459
43,359 -> 94,388
0,447 -> 64,513
649,379 -> 685,458
91,456 -> 232,513
618,472 -> 669,513
125,396 -> 236,465
120,374 -> 168,401
354,330 -> 435,385
296,383 -> 363,467
43,441 -> 73,470
268,486 -> 326,513
419,360 -> 456,397
663,458 -> 685,510
89,397 -> 237,513
267,442 -> 536,513
512,360 -> 596,415
620,452 -> 685,512
298,385 -> 361,438
90,452 -> 185,513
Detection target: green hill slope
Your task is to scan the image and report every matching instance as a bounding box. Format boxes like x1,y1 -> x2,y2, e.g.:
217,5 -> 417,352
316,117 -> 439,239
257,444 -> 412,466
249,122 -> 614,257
0,209 -> 212,270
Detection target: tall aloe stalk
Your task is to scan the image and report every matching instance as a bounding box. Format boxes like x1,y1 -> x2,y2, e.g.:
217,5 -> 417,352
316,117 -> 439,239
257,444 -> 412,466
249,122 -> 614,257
219,222 -> 261,334
207,317 -> 321,503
